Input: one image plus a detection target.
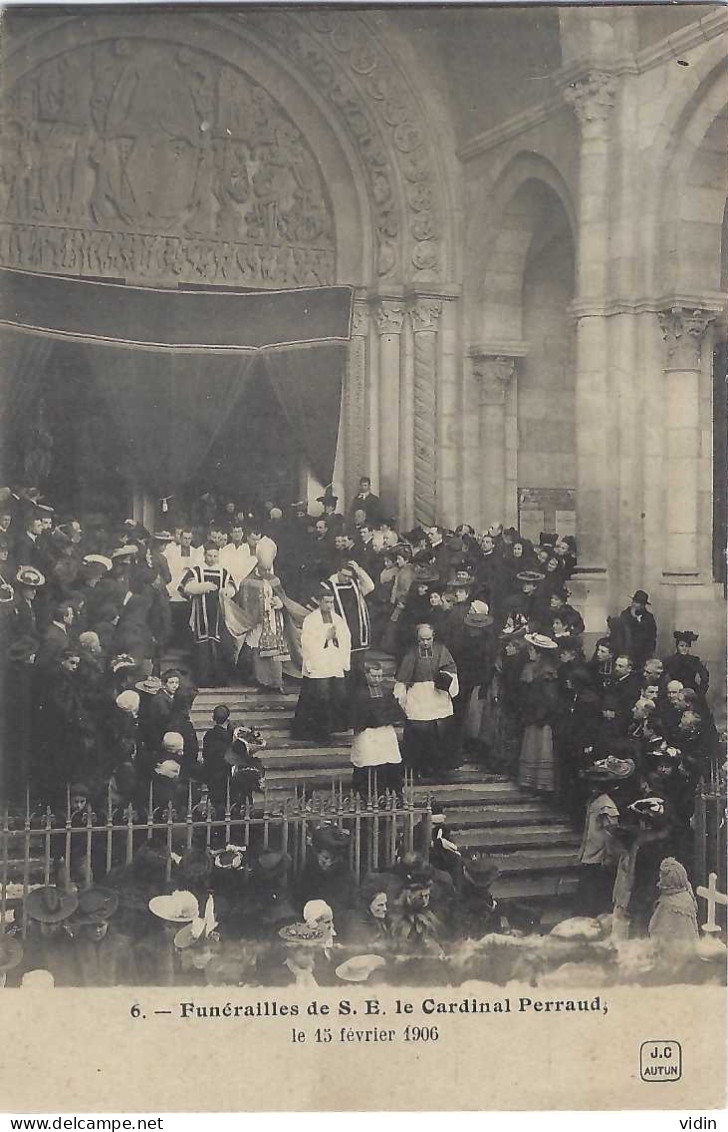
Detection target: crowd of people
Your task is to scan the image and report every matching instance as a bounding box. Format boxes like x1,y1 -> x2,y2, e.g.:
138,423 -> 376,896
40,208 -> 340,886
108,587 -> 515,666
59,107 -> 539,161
0,476 -> 724,985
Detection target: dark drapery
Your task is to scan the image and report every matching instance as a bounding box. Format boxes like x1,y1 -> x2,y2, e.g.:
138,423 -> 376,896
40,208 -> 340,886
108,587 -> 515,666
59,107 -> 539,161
0,268 -> 353,350
0,328 -> 54,439
263,343 -> 347,487
85,345 -> 258,502
1,274 -> 353,497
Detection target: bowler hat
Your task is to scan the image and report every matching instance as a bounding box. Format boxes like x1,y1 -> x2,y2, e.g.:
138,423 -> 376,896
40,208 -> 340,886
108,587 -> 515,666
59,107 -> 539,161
630,590 -> 650,606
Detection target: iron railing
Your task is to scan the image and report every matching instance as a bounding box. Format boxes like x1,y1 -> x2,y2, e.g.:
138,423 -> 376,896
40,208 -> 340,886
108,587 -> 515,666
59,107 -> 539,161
692,759 -> 727,922
1,771 -> 432,937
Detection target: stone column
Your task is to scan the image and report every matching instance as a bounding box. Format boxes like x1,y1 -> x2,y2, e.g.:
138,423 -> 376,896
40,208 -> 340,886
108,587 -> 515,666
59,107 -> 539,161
470,354 -> 516,530
343,301 -> 370,506
410,297 -> 443,528
564,71 -> 617,575
373,299 -> 405,517
657,306 -> 716,577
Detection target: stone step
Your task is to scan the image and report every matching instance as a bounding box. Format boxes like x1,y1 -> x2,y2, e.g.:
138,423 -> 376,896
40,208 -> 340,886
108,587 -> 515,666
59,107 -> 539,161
260,748 -> 352,770
491,873 -> 580,901
191,695 -> 299,711
411,782 -> 527,804
265,765 -> 354,787
452,824 -> 579,851
192,710 -> 297,726
193,687 -> 298,700
477,848 -> 581,875
444,803 -> 572,829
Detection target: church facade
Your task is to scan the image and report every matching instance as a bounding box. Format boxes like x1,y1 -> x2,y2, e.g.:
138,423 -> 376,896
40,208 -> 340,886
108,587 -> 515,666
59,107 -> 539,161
1,5 -> 726,693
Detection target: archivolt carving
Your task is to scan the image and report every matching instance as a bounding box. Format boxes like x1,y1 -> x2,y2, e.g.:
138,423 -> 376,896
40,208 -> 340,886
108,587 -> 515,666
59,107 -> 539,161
0,38 -> 335,287
249,10 -> 443,279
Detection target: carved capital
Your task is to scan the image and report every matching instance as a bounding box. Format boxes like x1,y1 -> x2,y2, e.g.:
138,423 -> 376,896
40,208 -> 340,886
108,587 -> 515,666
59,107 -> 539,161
470,354 -> 516,404
563,71 -> 618,131
351,302 -> 370,337
410,298 -> 443,333
373,300 -> 405,336
657,307 -> 716,371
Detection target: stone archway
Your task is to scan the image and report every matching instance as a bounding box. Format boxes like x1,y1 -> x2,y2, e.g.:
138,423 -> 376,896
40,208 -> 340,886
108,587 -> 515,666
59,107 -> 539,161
464,159 -> 576,530
0,10 -> 461,517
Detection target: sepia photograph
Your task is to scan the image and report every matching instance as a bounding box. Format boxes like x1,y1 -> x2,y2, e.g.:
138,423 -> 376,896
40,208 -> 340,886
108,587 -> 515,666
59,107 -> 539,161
0,0 -> 725,1112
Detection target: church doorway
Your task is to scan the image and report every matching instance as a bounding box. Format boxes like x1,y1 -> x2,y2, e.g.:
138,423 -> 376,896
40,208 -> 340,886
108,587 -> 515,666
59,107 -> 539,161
183,362 -> 305,522
0,338 -> 131,524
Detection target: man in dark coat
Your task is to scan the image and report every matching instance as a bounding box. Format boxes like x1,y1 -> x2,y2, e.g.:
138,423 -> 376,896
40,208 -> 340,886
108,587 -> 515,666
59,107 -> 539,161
34,601 -> 75,676
33,649 -> 95,803
12,566 -> 43,647
609,589 -> 657,668
13,511 -> 47,573
348,476 -> 384,525
610,654 -> 643,719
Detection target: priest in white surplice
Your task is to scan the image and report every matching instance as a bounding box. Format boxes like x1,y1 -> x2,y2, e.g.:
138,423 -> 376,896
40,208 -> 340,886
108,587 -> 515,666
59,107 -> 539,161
291,582 -> 351,744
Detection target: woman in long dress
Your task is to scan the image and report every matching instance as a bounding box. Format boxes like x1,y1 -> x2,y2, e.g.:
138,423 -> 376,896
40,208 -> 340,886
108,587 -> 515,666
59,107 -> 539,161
517,632 -> 560,793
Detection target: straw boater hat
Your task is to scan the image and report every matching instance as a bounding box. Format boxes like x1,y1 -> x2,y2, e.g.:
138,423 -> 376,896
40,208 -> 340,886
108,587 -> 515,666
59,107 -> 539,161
111,545 -> 138,560
148,890 -> 199,923
110,654 -> 137,674
24,886 -> 79,924
153,531 -> 173,542
82,555 -> 113,573
517,570 -> 545,585
0,934 -> 23,973
135,676 -> 163,695
524,632 -> 558,651
15,566 -> 45,588
335,954 -> 386,983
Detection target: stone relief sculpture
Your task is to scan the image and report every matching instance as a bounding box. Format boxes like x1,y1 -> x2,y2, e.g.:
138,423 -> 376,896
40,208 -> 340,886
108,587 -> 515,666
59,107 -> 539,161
0,39 -> 336,287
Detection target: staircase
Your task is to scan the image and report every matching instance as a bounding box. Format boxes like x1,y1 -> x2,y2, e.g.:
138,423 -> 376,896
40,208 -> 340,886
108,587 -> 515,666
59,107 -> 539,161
189,681 -> 583,918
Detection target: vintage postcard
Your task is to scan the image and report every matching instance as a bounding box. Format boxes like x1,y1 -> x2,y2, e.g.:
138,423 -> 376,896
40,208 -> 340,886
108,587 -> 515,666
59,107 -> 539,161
0,0 -> 726,1113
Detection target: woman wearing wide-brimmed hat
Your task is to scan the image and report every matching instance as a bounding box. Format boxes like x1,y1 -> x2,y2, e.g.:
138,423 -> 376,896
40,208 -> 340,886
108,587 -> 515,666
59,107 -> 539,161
21,885 -> 79,987
517,633 -> 560,794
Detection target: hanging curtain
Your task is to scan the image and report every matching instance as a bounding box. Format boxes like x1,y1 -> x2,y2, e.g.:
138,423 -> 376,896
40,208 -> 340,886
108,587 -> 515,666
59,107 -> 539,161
86,344 -> 259,502
262,343 -> 347,488
0,328 -> 54,439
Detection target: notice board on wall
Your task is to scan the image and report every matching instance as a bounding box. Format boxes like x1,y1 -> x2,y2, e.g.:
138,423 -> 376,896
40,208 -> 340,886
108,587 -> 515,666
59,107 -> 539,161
518,488 -> 575,541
